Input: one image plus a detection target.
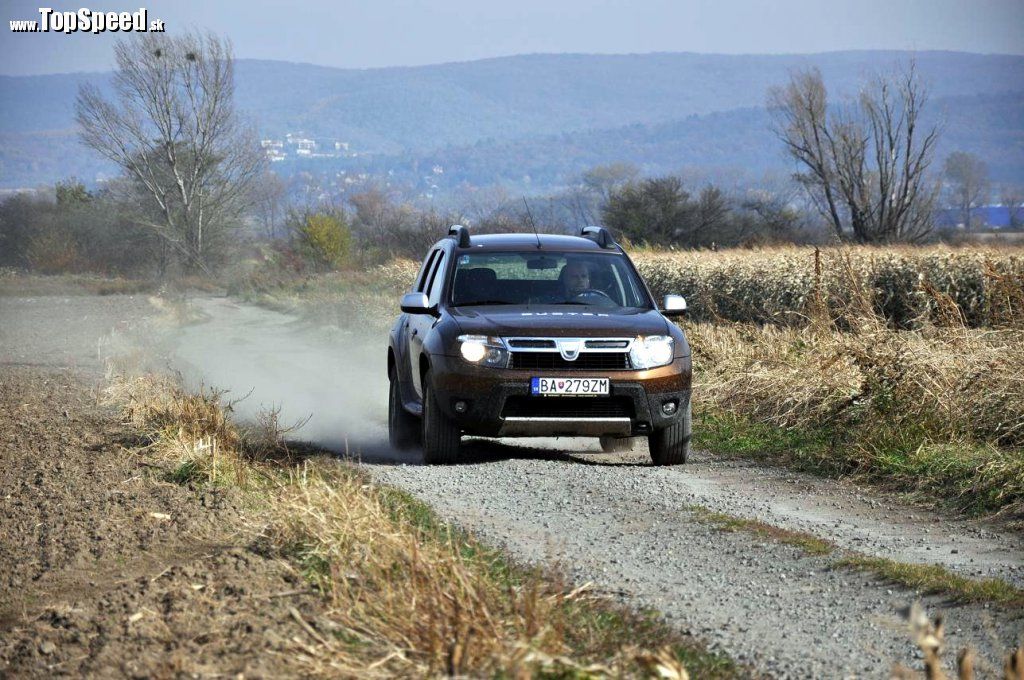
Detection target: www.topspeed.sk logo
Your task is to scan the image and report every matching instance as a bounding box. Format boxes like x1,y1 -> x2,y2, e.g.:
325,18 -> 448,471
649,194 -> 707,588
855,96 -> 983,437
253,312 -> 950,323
10,8 -> 165,33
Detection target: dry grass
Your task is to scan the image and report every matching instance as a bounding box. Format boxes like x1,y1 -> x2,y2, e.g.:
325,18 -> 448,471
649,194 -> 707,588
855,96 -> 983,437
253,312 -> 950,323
105,373 -> 736,678
692,321 -> 1024,446
690,317 -> 1024,519
0,269 -> 159,296
890,603 -> 1024,680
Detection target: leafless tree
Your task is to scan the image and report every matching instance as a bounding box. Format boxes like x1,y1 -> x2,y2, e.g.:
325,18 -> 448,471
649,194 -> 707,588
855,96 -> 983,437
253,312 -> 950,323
251,172 -> 288,239
769,64 -> 940,242
348,187 -> 465,258
943,151 -> 990,230
1001,185 -> 1024,230
582,163 -> 639,206
452,185 -> 510,224
76,31 -> 265,273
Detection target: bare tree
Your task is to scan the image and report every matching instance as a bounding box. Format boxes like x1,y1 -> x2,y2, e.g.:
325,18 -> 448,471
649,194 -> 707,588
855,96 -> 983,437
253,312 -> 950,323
582,162 -> 639,205
1001,185 -> 1024,230
769,64 -> 940,242
76,31 -> 265,273
943,151 -> 990,230
251,171 -> 288,239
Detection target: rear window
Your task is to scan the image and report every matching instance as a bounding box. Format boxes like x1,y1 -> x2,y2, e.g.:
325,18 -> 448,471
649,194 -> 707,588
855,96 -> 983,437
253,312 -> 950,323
450,251 -> 651,310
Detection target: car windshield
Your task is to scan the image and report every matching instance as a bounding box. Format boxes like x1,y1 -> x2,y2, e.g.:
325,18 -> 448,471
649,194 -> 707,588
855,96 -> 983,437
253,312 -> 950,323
451,251 -> 652,309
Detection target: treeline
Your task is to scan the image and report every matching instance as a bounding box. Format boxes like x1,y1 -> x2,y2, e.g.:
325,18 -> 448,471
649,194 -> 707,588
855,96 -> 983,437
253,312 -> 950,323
601,175 -> 818,248
0,181 -> 167,276
4,161 -> 1017,280
274,170 -> 826,271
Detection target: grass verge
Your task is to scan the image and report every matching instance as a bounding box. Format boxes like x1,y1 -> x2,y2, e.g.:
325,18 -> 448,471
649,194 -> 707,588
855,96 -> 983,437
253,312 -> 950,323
689,505 -> 835,556
837,556 -> 1024,608
108,373 -> 741,678
688,504 -> 1024,608
694,408 -> 1024,521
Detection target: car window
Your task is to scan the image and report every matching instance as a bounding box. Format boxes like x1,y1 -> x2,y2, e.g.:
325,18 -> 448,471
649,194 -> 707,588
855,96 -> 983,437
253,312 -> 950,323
414,250 -> 440,293
425,251 -> 447,305
451,251 -> 651,309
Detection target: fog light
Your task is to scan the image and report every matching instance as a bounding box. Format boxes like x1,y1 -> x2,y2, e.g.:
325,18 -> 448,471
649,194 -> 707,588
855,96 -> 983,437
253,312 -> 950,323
454,400 -> 468,414
662,401 -> 678,415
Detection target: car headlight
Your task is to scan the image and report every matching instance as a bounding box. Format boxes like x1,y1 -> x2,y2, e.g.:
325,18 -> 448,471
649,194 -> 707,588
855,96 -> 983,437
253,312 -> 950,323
629,335 -> 674,369
458,335 -> 509,367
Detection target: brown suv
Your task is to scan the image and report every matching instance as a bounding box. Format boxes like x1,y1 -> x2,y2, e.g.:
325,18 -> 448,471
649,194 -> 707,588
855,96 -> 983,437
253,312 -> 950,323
387,225 -> 691,465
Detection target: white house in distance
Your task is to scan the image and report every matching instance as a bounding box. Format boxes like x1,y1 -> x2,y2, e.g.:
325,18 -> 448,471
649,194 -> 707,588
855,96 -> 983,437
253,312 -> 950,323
260,139 -> 286,162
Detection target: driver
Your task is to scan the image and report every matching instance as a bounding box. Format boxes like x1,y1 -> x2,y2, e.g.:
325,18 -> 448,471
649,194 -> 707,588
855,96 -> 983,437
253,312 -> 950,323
559,261 -> 591,298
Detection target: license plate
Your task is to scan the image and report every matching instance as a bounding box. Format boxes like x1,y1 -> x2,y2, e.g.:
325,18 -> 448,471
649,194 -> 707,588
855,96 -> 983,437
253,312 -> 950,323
531,377 -> 609,396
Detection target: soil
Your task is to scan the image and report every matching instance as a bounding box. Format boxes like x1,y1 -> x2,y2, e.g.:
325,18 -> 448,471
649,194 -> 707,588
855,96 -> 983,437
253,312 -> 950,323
0,365 -> 329,678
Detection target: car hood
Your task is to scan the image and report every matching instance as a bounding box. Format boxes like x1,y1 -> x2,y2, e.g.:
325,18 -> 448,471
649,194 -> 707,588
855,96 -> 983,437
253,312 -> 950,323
450,305 -> 670,337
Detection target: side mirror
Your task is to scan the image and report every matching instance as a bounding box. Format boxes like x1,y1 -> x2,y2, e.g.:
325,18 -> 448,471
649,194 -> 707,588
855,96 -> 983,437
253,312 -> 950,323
401,292 -> 436,315
662,294 -> 687,318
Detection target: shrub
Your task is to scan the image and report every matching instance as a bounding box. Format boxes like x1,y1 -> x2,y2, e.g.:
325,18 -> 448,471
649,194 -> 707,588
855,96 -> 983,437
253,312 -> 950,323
295,212 -> 352,270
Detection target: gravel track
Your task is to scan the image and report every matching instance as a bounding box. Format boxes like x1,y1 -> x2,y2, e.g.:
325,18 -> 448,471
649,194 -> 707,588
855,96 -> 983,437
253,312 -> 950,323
369,447 -> 1023,678
4,293 -> 1022,677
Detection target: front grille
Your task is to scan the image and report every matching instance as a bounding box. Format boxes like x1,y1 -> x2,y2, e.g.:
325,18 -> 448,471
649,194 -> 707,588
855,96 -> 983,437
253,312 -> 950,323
510,352 -> 631,370
584,339 -> 630,349
507,339 -> 556,349
501,396 -> 635,419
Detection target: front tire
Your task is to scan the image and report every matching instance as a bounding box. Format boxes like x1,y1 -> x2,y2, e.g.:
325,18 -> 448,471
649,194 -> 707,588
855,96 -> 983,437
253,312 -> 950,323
421,370 -> 461,464
388,367 -> 420,450
648,399 -> 691,465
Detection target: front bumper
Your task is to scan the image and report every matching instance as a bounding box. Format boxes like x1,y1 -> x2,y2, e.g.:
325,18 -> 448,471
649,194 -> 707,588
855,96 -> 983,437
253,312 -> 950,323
428,354 -> 692,437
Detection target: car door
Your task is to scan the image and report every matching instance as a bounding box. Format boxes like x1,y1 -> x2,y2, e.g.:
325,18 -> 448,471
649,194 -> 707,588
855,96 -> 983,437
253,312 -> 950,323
408,247 -> 446,398
396,249 -> 438,395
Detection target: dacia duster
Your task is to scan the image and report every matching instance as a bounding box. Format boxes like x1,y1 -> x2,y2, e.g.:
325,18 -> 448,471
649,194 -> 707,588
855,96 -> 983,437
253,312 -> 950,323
387,225 -> 692,465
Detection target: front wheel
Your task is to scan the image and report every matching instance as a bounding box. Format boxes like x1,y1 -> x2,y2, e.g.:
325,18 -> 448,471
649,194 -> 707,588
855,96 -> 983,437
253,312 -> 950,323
648,399 -> 691,465
421,370 -> 461,464
388,367 -> 420,450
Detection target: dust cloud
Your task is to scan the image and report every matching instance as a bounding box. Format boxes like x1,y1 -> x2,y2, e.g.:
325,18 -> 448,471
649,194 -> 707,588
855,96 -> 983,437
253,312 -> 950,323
167,298 -> 399,460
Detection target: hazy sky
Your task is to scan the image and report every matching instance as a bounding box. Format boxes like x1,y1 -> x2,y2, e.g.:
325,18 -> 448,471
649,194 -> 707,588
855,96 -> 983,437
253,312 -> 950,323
1,0 -> 1022,76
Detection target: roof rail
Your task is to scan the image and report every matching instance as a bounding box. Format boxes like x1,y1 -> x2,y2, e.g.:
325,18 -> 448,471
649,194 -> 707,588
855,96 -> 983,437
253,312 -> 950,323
581,225 -> 615,249
448,224 -> 471,248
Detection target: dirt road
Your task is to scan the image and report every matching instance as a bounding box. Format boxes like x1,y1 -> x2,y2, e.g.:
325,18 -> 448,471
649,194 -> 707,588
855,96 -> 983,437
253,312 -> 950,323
3,293 -> 1023,677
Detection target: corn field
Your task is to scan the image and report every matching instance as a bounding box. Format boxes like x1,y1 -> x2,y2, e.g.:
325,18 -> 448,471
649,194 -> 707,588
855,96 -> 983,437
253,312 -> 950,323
634,246 -> 1024,328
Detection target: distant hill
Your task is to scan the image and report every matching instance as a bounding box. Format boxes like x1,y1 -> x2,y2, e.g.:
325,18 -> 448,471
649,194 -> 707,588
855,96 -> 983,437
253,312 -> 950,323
1,50 -> 1022,189
350,91 -> 1024,193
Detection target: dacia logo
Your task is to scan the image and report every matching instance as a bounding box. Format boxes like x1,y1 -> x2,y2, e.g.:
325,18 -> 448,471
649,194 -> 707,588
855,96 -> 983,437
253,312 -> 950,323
557,339 -> 582,361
